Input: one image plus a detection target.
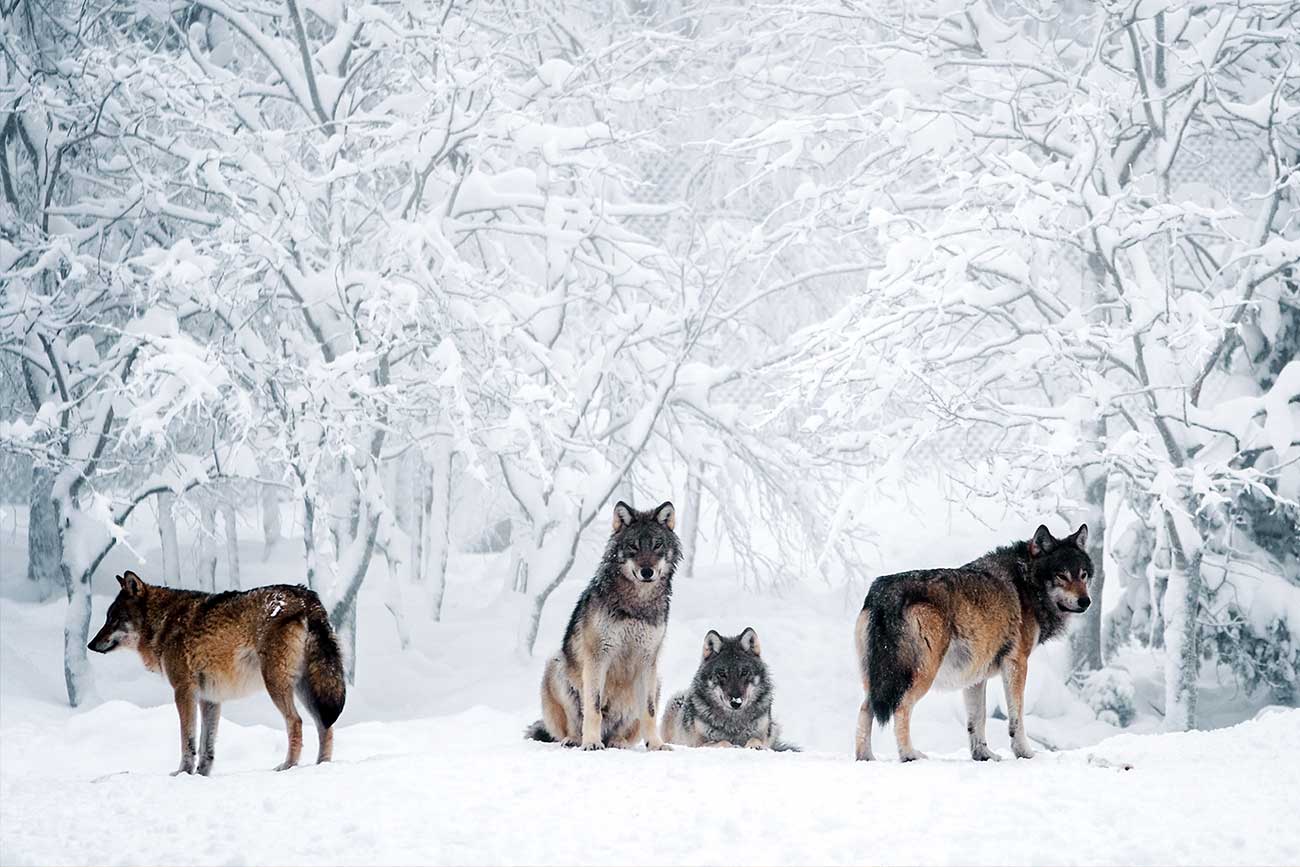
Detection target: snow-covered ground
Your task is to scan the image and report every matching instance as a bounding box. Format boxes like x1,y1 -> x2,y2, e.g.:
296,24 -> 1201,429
2,528 -> 1297,866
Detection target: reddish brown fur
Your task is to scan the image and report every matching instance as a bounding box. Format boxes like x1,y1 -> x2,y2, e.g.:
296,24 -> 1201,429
88,572 -> 343,775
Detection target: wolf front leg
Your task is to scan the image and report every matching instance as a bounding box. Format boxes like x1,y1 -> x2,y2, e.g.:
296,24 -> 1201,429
638,668 -> 670,751
1000,654 -> 1034,759
196,700 -> 221,776
170,685 -> 198,776
579,654 -> 611,750
964,681 -> 999,761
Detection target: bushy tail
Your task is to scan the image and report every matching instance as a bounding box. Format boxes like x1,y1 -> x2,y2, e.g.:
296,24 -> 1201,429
524,720 -> 555,742
302,603 -> 347,729
772,738 -> 801,752
865,583 -> 926,725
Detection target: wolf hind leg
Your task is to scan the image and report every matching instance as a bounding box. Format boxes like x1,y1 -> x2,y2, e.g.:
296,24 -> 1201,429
855,697 -> 875,761
294,681 -> 334,763
855,609 -> 875,761
893,603 -> 947,762
196,700 -> 221,775
261,621 -> 307,771
541,658 -> 581,746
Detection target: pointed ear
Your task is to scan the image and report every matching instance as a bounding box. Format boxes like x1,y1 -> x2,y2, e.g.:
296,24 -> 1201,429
1072,523 -> 1089,551
702,630 -> 723,659
1028,525 -> 1055,558
738,627 -> 761,656
612,501 -> 635,532
120,570 -> 145,595
653,501 -> 675,531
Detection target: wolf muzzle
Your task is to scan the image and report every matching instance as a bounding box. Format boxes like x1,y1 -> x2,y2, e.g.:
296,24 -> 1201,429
87,630 -> 119,653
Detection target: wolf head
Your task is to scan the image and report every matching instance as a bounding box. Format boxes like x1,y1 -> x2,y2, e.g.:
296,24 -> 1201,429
696,628 -> 768,713
1027,524 -> 1093,614
88,571 -> 149,653
607,500 -> 680,585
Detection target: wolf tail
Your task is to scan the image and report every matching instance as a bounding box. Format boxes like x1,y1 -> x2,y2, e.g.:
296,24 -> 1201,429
864,579 -> 931,725
301,599 -> 347,730
524,720 -> 555,742
771,738 -> 801,752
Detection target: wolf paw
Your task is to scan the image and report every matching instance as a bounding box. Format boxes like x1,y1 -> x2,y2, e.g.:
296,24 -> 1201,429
744,739 -> 767,750
646,741 -> 672,752
899,749 -> 927,762
196,761 -> 214,776
971,744 -> 1001,762
580,741 -> 605,751
1013,744 -> 1036,759
169,766 -> 195,777
274,760 -> 299,771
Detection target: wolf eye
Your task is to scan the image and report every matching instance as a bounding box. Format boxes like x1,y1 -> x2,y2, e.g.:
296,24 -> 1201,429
652,538 -> 663,551
716,668 -> 728,679
1080,571 -> 1089,583
740,666 -> 751,678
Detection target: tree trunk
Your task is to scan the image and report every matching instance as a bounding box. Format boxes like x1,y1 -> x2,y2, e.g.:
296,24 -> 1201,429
519,524 -> 582,656
158,490 -> 181,586
222,501 -> 240,589
261,483 -> 282,561
679,461 -> 704,580
411,457 -> 427,585
61,561 -> 93,707
198,500 -> 218,591
302,493 -> 319,590
428,437 -> 453,621
1070,455 -> 1108,673
1161,513 -> 1202,731
26,466 -> 61,600
335,602 -> 358,681
327,485 -> 383,683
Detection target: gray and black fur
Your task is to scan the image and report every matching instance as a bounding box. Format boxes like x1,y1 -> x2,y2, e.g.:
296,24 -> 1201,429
661,628 -> 798,751
855,523 -> 1093,762
525,500 -> 680,750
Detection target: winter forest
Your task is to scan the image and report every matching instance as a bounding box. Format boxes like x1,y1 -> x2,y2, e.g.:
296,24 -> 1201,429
2,0 -> 1299,864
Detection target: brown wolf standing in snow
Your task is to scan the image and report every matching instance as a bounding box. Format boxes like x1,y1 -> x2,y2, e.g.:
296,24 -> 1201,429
854,524 -> 1093,762
88,571 -> 345,775
525,500 -> 679,750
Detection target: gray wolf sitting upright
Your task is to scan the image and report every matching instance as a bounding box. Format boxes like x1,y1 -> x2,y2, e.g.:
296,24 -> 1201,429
661,627 -> 797,750
525,500 -> 679,750
854,524 -> 1092,762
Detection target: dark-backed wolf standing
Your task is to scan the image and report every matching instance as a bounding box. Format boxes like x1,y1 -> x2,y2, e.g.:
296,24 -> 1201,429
661,627 -> 798,751
524,500 -> 679,750
88,571 -> 346,775
854,524 -> 1092,762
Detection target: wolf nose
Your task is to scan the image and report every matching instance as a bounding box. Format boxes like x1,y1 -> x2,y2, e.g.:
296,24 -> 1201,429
729,697 -> 743,709
639,567 -> 655,580
1076,596 -> 1091,611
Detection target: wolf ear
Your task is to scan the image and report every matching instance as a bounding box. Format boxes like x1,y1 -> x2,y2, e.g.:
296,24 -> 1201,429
738,627 -> 761,656
702,630 -> 723,659
653,501 -> 675,531
1072,523 -> 1089,551
612,501 -> 635,532
118,571 -> 145,595
1028,525 -> 1055,558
